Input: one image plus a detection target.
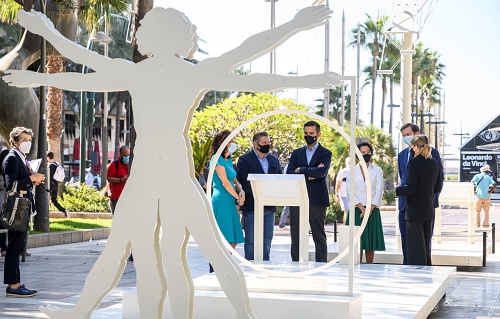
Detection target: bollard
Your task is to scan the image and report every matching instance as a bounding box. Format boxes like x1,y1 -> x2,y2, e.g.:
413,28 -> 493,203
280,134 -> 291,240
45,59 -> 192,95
334,220 -> 337,242
492,223 -> 496,254
483,231 -> 487,267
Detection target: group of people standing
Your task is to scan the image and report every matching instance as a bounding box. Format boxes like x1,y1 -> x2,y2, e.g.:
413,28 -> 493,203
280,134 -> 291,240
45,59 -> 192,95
208,120 -> 449,267
334,123 -> 444,266
209,120 -> 331,264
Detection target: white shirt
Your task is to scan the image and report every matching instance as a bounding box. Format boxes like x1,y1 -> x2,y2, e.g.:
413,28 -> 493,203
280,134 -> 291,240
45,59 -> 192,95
336,167 -> 349,197
346,163 -> 383,207
85,172 -> 94,186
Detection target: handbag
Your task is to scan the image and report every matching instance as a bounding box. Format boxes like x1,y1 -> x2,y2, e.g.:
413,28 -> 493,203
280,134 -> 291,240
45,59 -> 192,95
0,181 -> 31,232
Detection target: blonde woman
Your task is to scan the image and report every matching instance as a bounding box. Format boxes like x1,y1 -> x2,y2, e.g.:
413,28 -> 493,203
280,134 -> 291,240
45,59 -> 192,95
396,135 -> 443,266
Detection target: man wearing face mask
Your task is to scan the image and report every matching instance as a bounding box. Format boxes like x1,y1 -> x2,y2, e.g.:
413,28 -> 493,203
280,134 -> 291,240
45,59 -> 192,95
398,123 -> 443,264
107,145 -> 130,215
237,132 -> 282,261
286,121 -> 332,262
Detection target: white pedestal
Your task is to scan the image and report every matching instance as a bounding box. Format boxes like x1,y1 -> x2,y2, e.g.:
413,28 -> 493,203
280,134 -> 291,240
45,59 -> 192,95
338,225 -> 360,265
123,289 -> 362,319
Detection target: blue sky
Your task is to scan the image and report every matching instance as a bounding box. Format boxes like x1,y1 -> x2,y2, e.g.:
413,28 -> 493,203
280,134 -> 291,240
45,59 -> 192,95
154,0 -> 499,165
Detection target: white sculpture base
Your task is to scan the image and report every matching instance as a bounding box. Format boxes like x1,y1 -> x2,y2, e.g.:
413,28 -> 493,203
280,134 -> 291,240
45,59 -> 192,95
123,289 -> 362,319
122,261 -> 455,319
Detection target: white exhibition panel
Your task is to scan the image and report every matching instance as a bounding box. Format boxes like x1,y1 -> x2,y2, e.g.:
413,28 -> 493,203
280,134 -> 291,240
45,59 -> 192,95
436,182 -> 475,244
248,174 -> 309,262
2,5 -> 349,319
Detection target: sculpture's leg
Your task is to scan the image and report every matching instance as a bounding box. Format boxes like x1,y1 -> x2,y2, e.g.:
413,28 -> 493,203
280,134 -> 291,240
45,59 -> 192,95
130,205 -> 166,319
40,212 -> 132,319
185,186 -> 257,319
161,211 -> 194,319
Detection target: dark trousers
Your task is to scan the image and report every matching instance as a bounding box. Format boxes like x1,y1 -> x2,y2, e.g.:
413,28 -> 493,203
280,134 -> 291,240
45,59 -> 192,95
406,220 -> 433,266
110,200 -> 118,215
0,226 -> 7,252
50,182 -> 66,213
398,209 -> 408,265
4,230 -> 26,284
290,205 -> 328,262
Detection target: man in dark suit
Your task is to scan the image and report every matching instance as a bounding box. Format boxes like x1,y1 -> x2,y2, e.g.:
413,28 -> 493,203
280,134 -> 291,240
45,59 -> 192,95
237,132 -> 283,260
398,123 -> 444,264
286,121 -> 332,262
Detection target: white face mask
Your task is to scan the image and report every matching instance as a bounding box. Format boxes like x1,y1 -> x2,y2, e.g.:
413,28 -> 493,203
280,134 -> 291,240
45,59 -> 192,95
18,141 -> 32,154
228,142 -> 238,154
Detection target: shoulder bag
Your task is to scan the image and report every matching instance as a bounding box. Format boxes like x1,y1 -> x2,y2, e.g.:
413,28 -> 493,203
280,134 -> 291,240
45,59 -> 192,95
0,181 -> 31,232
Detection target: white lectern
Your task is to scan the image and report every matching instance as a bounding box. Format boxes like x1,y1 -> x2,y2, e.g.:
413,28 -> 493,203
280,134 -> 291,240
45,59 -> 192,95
247,174 -> 309,262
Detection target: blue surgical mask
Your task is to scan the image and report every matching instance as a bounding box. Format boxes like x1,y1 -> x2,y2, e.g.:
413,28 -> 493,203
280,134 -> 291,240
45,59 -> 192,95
403,136 -> 413,147
228,143 -> 238,154
121,156 -> 130,163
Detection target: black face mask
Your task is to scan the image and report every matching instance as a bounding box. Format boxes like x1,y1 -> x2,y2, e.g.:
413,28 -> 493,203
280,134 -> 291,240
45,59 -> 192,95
304,135 -> 317,145
257,143 -> 270,154
362,154 -> 372,163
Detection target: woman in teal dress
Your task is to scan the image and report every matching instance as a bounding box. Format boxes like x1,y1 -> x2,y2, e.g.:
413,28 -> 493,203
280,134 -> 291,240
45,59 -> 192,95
346,142 -> 386,264
209,130 -> 245,248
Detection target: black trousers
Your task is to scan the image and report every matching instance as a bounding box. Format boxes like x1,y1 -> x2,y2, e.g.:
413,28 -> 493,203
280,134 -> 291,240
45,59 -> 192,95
290,206 -> 328,262
406,220 -> 433,266
4,230 -> 26,284
110,200 -> 118,215
50,182 -> 66,213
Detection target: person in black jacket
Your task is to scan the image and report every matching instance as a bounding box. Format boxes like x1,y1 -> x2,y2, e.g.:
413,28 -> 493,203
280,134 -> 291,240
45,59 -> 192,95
396,135 -> 443,266
2,127 -> 45,297
286,121 -> 332,262
237,132 -> 282,261
47,151 -> 69,218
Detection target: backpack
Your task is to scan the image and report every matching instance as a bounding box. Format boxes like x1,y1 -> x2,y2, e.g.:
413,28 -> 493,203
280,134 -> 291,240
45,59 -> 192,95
52,162 -> 65,182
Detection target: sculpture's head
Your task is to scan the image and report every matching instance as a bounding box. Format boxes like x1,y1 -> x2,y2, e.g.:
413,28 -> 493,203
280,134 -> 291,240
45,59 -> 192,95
136,7 -> 199,60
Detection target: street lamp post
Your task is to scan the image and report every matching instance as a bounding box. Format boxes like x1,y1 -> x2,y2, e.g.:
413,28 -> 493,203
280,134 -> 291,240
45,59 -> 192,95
411,112 -> 433,134
80,31 -> 112,184
386,103 -> 400,135
100,27 -> 111,186
265,0 -> 278,74
453,132 -> 470,146
426,120 -> 447,149
287,70 -> 298,104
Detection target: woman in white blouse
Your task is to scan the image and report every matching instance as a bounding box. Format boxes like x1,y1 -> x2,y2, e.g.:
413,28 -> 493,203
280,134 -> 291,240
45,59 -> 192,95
346,142 -> 386,264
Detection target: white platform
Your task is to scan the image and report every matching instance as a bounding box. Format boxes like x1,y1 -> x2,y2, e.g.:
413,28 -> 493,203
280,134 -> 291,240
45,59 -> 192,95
325,238 -> 492,267
122,263 -> 455,319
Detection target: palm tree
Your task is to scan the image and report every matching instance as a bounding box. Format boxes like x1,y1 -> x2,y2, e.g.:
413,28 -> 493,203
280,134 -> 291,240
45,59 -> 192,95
314,85 -> 351,122
349,14 -> 388,125
411,42 -> 445,129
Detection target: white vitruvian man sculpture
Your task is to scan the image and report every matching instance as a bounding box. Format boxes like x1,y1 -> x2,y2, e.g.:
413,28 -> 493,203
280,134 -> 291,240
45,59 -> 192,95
3,6 -> 341,319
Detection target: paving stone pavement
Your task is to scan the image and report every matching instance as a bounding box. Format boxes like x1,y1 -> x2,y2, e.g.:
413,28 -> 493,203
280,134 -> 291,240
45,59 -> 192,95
0,204 -> 499,318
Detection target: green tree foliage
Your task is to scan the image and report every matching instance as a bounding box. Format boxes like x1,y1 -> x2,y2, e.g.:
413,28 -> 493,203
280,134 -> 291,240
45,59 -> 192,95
189,93 -> 342,173
50,184 -> 110,212
190,93 -> 396,187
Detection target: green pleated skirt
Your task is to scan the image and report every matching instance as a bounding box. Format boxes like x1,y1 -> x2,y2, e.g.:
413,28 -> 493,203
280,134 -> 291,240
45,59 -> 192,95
346,207 -> 386,251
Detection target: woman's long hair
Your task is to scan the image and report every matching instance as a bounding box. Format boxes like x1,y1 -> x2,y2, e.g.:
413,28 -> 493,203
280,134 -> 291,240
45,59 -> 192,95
411,135 -> 432,159
209,130 -> 231,159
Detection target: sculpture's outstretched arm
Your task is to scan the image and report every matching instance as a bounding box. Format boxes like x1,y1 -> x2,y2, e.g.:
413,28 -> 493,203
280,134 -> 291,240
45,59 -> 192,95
3,70 -> 128,92
208,72 -> 342,92
202,5 -> 331,72
16,10 -> 130,71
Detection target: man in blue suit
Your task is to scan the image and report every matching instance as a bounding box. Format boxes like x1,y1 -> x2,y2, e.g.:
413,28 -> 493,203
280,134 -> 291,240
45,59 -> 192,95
237,132 -> 283,261
287,121 -> 332,262
398,123 -> 444,264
